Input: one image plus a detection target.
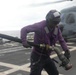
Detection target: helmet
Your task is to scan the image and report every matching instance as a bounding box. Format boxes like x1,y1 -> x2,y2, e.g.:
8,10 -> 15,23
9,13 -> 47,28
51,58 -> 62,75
46,10 -> 61,25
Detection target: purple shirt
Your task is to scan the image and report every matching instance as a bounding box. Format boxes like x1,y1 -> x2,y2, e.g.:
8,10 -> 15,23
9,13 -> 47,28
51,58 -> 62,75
21,20 -> 68,55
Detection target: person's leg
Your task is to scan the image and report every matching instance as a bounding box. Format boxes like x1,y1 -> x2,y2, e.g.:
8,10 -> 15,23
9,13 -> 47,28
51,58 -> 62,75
43,57 -> 59,75
30,52 -> 43,75
30,63 -> 43,75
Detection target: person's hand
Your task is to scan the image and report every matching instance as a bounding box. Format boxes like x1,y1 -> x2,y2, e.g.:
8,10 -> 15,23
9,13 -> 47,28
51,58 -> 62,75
64,50 -> 71,59
22,41 -> 31,48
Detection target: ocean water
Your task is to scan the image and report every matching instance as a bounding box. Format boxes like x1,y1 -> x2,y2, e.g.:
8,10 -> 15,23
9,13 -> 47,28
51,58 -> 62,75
0,30 -> 20,38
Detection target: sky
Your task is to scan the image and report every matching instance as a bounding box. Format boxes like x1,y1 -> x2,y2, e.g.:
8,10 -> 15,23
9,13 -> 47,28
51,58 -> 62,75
0,0 -> 76,31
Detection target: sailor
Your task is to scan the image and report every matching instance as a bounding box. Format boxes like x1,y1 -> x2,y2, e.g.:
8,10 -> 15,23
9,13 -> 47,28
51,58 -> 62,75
21,10 -> 71,75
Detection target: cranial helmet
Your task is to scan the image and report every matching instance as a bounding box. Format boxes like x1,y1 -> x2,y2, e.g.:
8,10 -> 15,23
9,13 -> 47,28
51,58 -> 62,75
46,10 -> 61,25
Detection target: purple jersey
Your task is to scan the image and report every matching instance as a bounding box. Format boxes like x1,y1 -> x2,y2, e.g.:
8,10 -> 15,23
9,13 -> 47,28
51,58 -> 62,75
21,20 -> 68,55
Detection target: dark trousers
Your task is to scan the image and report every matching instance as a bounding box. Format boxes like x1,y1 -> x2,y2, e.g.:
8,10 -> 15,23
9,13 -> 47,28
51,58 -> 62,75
30,51 -> 59,75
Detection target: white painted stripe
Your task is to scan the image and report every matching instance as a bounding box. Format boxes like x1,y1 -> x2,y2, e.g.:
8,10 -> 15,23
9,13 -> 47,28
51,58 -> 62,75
25,52 -> 31,54
0,46 -> 32,54
66,42 -> 74,44
4,69 -> 19,74
0,46 -> 24,54
0,73 -> 6,75
0,62 -> 20,68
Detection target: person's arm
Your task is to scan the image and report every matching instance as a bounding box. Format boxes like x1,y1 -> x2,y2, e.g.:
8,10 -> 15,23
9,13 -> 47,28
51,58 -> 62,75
58,28 -> 71,59
58,28 -> 68,51
21,23 -> 40,47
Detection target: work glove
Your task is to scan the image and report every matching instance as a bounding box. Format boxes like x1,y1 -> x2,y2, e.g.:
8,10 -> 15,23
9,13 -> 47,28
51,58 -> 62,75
64,50 -> 71,59
22,41 -> 31,48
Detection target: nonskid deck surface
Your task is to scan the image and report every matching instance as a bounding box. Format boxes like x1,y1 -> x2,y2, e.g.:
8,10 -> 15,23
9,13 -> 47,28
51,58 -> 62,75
0,42 -> 76,75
